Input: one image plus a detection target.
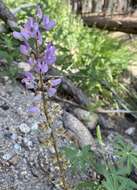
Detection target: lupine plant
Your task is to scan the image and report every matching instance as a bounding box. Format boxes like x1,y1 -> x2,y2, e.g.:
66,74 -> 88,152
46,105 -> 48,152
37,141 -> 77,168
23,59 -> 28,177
13,5 -> 68,190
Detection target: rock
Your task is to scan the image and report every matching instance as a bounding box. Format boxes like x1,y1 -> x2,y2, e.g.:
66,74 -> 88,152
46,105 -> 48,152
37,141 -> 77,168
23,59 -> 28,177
23,137 -> 33,149
11,133 -> 17,141
19,123 -> 30,134
14,144 -> 22,153
48,146 -> 55,154
72,108 -> 98,130
2,151 -> 16,161
9,154 -> 20,165
31,123 -> 39,131
125,127 -> 135,135
3,76 -> 9,81
63,111 -> 95,147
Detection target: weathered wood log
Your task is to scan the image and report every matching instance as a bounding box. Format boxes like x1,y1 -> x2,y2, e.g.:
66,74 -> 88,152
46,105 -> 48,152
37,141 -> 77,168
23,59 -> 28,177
48,67 -> 91,107
63,111 -> 95,147
83,15 -> 137,34
0,0 -> 17,30
0,2 -> 35,33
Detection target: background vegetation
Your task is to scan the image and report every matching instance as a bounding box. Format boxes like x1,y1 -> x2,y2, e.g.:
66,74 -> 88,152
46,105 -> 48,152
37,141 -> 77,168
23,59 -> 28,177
1,0 -> 134,107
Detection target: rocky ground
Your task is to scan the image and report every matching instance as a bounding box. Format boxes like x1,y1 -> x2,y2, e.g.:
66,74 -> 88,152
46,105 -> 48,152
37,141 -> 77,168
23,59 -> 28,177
0,75 -> 137,190
0,77 -> 72,190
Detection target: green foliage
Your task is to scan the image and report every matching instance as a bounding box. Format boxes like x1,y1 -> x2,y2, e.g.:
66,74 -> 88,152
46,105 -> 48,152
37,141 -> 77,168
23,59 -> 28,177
63,137 -> 137,190
114,136 -> 137,173
102,167 -> 137,190
75,181 -> 104,190
0,34 -> 20,80
63,145 -> 95,174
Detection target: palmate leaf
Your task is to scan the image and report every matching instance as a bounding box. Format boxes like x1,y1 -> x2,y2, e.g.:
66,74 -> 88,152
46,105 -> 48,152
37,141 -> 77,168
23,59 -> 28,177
63,145 -> 94,174
114,136 -> 137,173
118,176 -> 137,190
102,166 -> 137,190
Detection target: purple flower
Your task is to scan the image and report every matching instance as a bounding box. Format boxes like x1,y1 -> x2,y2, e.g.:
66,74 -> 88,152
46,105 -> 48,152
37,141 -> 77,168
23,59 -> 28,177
24,17 -> 34,31
36,29 -> 42,46
21,72 -> 36,89
28,57 -> 36,65
20,43 -> 31,55
51,78 -> 61,86
47,78 -> 61,97
13,31 -> 23,41
48,87 -> 57,97
42,15 -> 56,31
36,5 -> 43,19
27,106 -> 40,113
13,18 -> 40,42
35,60 -> 48,74
44,43 -> 56,65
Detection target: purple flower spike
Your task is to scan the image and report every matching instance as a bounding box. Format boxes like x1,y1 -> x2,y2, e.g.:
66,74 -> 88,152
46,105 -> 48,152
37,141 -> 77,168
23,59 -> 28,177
20,43 -> 31,55
42,15 -> 56,31
13,31 -> 23,41
36,5 -> 43,19
48,87 -> 57,97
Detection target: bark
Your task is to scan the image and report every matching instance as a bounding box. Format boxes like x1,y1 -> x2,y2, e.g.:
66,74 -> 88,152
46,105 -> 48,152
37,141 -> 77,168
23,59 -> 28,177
83,15 -> 137,34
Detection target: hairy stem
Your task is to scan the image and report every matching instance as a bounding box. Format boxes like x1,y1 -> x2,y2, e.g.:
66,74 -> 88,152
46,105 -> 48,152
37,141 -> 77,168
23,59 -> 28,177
39,73 -> 68,190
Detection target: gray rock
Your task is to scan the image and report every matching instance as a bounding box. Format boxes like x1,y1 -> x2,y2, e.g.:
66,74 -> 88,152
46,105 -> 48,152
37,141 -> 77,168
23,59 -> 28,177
72,108 -> 98,130
63,111 -> 95,147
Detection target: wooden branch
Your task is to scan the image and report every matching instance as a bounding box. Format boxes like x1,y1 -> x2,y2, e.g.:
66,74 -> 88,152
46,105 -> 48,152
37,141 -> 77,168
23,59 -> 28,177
83,15 -> 137,34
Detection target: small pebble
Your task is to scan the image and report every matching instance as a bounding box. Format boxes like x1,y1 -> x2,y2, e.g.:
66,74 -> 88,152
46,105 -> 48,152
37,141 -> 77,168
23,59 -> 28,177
125,127 -> 135,135
2,152 -> 15,161
14,144 -> 22,152
31,123 -> 39,131
23,137 -> 33,149
11,133 -> 17,141
19,123 -> 30,134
